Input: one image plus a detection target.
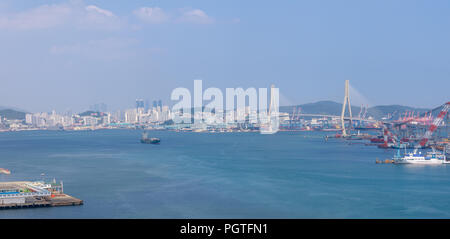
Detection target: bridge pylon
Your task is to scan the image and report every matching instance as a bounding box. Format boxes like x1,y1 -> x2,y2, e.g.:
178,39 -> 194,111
340,80 -> 353,137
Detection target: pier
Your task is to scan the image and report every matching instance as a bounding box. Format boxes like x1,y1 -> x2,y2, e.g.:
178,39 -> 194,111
0,181 -> 83,210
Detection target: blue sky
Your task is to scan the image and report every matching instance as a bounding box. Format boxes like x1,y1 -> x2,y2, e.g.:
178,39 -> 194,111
0,0 -> 449,112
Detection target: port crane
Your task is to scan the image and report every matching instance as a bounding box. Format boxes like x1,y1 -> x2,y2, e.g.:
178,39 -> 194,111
393,103 -> 447,127
379,124 -> 401,148
378,102 -> 449,150
362,105 -> 368,120
389,102 -> 450,164
357,105 -> 366,127
382,102 -> 447,143
412,102 -> 450,153
356,105 -> 368,128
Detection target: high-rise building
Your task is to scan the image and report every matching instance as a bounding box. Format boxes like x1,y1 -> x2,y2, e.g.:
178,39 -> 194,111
158,100 -> 162,108
145,99 -> 150,111
83,116 -> 98,126
111,110 -> 125,123
136,99 -> 145,109
25,114 -> 33,125
125,109 -> 138,123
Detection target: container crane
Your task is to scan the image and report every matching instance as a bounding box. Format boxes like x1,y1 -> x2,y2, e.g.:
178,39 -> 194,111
378,124 -> 400,148
413,102 -> 450,153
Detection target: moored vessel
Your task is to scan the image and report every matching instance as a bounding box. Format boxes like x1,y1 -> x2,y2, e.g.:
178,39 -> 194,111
140,131 -> 161,144
393,148 -> 447,164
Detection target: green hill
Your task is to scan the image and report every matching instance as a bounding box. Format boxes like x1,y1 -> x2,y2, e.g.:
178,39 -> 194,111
0,109 -> 26,120
367,105 -> 429,120
280,101 -> 431,120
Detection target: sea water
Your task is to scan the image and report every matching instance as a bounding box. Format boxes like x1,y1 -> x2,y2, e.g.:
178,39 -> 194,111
1,130 -> 450,218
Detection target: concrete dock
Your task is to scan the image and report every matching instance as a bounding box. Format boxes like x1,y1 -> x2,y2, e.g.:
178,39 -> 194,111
0,181 -> 83,210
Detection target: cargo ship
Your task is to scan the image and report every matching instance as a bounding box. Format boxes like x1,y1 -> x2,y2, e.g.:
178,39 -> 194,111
140,131 -> 160,144
370,135 -> 390,143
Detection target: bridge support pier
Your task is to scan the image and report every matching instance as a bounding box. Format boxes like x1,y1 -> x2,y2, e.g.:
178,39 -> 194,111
341,80 -> 353,137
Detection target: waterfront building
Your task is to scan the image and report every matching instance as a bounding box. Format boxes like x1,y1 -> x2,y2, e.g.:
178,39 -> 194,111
125,109 -> 138,124
83,116 -> 98,126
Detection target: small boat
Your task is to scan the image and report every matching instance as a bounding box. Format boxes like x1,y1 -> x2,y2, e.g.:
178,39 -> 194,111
140,131 -> 160,144
260,124 -> 276,134
260,114 -> 280,134
0,168 -> 11,175
346,135 -> 363,140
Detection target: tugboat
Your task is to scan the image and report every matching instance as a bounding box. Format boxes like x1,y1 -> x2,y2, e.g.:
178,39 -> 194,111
140,131 -> 161,144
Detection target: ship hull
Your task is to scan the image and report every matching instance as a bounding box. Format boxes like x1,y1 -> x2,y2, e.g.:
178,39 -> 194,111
394,159 -> 443,164
140,139 -> 161,144
394,154 -> 447,164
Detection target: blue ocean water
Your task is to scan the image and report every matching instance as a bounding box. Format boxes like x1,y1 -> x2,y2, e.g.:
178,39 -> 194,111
1,130 -> 450,218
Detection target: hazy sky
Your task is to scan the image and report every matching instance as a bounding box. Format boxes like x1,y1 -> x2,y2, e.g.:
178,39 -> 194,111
0,0 -> 449,112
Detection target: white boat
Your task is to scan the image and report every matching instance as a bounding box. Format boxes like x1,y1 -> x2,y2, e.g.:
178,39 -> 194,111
393,148 -> 447,164
260,123 -> 276,134
260,113 -> 280,134
392,102 -> 450,165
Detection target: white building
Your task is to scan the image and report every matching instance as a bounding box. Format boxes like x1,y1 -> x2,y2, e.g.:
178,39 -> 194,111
83,116 -> 98,126
25,114 -> 33,125
125,109 -> 138,123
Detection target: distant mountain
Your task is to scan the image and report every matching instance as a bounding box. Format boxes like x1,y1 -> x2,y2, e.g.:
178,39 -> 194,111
0,109 -> 26,120
367,105 -> 430,120
0,105 -> 27,112
280,101 -> 363,116
280,101 -> 431,120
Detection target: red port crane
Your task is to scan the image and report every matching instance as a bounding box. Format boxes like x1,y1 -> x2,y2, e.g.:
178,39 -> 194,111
413,102 -> 450,153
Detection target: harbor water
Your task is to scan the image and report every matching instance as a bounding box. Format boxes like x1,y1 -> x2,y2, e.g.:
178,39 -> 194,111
1,130 -> 450,218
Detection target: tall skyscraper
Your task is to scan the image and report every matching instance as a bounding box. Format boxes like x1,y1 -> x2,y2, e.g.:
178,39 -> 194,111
136,99 -> 145,109
145,99 -> 150,111
89,103 -> 107,112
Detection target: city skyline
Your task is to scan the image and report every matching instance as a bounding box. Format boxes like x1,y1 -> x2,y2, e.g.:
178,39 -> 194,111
1,0 -> 449,112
